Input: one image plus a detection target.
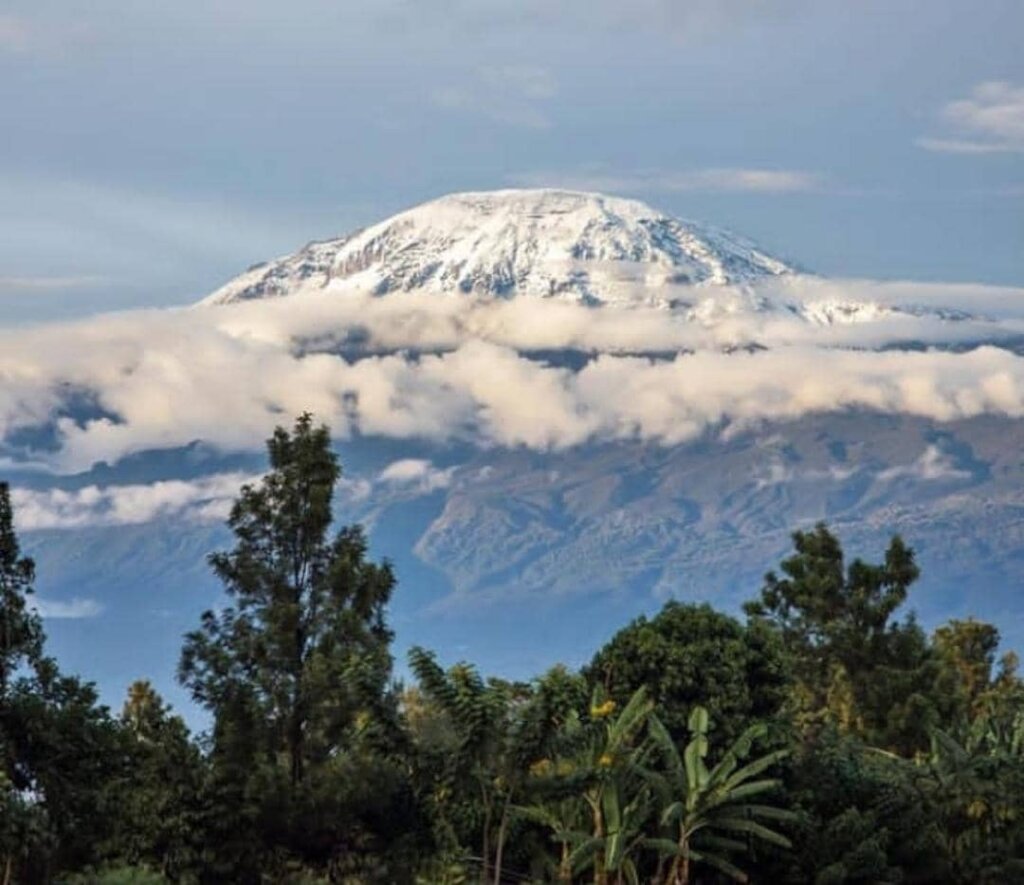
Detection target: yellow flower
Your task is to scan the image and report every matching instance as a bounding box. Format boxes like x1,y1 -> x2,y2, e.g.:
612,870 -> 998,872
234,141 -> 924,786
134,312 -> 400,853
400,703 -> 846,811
590,699 -> 617,718
598,753 -> 614,768
967,799 -> 988,820
530,758 -> 553,776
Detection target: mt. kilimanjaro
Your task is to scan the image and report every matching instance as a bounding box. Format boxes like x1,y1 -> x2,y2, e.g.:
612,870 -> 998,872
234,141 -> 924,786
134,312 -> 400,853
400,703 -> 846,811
191,190 -> 1024,651
8,189 -> 1024,711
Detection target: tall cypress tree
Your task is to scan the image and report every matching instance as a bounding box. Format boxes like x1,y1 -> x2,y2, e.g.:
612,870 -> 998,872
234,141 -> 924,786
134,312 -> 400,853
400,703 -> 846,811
178,414 -> 406,877
180,414 -> 396,784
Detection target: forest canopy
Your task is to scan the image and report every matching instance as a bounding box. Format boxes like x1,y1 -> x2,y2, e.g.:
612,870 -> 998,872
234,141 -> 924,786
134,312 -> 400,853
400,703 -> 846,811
1,415 -> 1022,884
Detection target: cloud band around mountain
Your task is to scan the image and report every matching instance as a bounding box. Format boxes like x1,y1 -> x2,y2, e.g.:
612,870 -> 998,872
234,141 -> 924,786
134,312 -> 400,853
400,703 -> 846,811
2,277 -> 1024,472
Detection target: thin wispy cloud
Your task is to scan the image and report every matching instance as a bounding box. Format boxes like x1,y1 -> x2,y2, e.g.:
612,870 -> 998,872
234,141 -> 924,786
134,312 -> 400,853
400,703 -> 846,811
0,275 -> 112,294
877,445 -> 971,482
0,15 -> 31,52
0,174 -> 317,282
511,166 -> 823,194
0,13 -> 93,57
431,66 -> 557,129
12,462 -> 451,532
918,81 -> 1024,154
31,597 -> 103,619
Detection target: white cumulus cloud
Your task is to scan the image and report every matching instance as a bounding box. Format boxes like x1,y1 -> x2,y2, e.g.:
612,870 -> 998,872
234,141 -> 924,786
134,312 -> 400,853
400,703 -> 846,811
378,459 -> 455,493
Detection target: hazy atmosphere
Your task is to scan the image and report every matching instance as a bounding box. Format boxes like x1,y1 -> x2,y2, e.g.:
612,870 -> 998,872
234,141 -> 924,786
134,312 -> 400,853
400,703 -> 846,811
2,3 -> 1023,883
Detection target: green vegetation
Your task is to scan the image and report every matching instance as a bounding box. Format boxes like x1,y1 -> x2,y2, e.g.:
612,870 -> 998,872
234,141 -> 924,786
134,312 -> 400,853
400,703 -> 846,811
1,415 -> 1022,883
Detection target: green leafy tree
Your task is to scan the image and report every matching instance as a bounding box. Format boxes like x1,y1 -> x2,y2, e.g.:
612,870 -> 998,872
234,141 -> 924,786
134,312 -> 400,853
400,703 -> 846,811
760,728 -> 948,884
178,414 -> 410,878
932,618 -> 1022,729
407,647 -> 528,885
407,653 -> 601,884
587,602 -> 790,746
934,620 -> 1000,709
513,794 -> 589,884
572,686 -> 657,885
0,483 -> 128,882
744,524 -> 937,749
910,718 -> 1024,882
99,681 -> 204,879
0,480 -> 47,881
0,482 -> 43,702
7,659 -> 126,879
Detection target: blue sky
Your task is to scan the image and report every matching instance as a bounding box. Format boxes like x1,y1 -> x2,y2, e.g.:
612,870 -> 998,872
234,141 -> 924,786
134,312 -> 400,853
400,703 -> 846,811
1,0 -> 1021,324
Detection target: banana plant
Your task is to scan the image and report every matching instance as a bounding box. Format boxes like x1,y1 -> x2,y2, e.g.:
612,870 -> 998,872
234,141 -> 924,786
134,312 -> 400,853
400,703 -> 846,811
513,795 -> 588,884
571,685 -> 655,885
517,686 -> 656,885
646,706 -> 795,884
914,725 -> 1024,882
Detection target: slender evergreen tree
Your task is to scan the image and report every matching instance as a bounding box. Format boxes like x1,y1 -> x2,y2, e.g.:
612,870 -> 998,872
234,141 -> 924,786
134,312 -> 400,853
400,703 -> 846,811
178,414 -> 412,878
180,414 -> 396,786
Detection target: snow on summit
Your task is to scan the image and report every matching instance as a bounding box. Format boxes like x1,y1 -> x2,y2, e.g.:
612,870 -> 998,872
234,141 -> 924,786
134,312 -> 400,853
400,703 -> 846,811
200,189 -> 1006,331
201,189 -> 794,308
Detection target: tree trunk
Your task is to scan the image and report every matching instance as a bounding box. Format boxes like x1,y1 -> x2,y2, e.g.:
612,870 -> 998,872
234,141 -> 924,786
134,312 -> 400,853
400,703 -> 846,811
593,803 -> 607,885
558,841 -> 573,883
3,854 -> 12,885
492,796 -> 512,885
288,706 -> 304,786
480,786 -> 492,884
653,855 -> 667,884
289,579 -> 306,787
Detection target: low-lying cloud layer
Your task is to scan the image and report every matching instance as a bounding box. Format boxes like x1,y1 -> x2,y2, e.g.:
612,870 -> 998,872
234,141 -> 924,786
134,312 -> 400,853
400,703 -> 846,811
12,461 -> 451,533
12,472 -> 259,529
2,276 -> 1024,473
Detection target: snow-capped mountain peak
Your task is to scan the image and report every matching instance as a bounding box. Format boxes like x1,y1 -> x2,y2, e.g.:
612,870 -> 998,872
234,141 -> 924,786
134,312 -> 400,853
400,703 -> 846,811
201,189 -> 795,308
199,189 -> 990,331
